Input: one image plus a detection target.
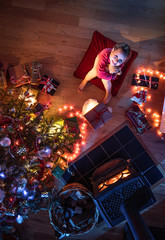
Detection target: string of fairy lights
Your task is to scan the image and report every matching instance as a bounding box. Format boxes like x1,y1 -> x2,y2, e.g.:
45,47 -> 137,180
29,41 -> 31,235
133,67 -> 165,137
58,104 -> 87,162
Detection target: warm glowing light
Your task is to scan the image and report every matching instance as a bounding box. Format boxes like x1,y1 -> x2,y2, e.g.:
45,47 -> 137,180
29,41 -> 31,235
76,111 -> 79,116
147,108 -> 151,113
69,113 -> 73,117
152,113 -> 158,118
160,74 -> 163,78
15,140 -> 20,145
157,130 -> 162,136
59,107 -> 62,112
64,105 -> 67,110
70,106 -> 73,110
98,169 -> 131,192
155,119 -> 160,122
154,123 -> 159,127
156,71 -> 159,74
81,141 -> 85,145
147,95 -> 151,100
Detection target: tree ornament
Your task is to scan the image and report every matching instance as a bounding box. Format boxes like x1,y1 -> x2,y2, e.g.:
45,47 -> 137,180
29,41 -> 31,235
16,215 -> 24,224
0,137 -> 11,147
17,146 -> 27,155
7,89 -> 13,94
7,125 -> 16,133
9,108 -> 16,113
38,147 -> 52,159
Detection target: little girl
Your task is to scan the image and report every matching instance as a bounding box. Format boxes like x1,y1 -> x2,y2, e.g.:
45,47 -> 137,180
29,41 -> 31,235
78,43 -> 131,104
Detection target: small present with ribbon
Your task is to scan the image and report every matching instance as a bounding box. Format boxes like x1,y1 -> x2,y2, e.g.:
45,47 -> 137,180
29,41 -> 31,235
38,75 -> 60,96
65,116 -> 80,139
131,90 -> 147,105
126,104 -> 151,134
83,102 -> 113,130
33,102 -> 50,116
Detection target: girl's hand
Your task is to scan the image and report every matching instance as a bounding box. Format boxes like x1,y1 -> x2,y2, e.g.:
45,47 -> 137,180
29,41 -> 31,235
108,64 -> 121,74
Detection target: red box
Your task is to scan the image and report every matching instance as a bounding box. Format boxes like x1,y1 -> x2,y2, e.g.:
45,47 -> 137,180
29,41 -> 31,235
84,103 -> 113,130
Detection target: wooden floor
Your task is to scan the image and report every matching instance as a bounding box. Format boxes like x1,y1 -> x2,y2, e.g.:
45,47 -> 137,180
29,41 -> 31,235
0,0 -> 165,239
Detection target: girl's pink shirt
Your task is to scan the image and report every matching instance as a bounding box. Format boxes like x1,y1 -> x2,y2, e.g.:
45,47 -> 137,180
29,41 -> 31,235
96,48 -> 123,81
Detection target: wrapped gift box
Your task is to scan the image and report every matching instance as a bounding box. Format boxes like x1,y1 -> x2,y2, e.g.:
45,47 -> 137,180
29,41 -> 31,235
131,90 -> 147,105
132,74 -> 159,89
51,165 -> 66,179
38,75 -> 60,96
33,102 -> 49,116
8,61 -> 41,87
84,103 -> 113,130
126,104 -> 151,134
65,116 -> 80,139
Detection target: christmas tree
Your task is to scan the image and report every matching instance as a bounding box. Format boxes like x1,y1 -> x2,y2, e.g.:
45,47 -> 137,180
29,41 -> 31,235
0,88 -> 78,236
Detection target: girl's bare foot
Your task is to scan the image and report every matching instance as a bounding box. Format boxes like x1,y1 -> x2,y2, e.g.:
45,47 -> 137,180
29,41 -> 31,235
103,93 -> 112,104
78,80 -> 87,93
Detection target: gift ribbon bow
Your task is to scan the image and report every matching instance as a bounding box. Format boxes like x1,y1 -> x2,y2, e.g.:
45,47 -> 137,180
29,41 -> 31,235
40,77 -> 58,93
93,107 -> 108,124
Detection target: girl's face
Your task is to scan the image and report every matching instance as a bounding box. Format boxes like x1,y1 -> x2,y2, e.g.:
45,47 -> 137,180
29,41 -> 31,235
110,48 -> 127,66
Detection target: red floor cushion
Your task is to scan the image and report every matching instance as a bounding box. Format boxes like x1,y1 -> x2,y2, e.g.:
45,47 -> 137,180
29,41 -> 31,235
73,31 -> 138,96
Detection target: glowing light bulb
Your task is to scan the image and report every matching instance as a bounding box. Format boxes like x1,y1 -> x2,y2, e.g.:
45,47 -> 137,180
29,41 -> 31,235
157,130 -> 162,136
160,74 -> 163,78
70,106 -> 73,110
15,140 -> 20,146
59,107 -> 62,112
16,215 -> 23,224
0,172 -> 6,178
147,95 -> 151,100
147,108 -> 151,113
23,190 -> 28,197
69,113 -> 73,117
64,105 -> 67,110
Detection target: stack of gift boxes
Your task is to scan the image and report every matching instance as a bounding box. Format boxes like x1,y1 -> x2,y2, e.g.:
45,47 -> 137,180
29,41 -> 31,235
7,61 -> 60,96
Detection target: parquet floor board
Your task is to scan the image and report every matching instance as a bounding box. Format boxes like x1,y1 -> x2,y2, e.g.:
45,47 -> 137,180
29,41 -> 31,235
0,0 -> 165,239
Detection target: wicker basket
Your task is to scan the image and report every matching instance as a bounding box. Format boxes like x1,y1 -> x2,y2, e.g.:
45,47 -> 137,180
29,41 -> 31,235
49,183 -> 99,236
